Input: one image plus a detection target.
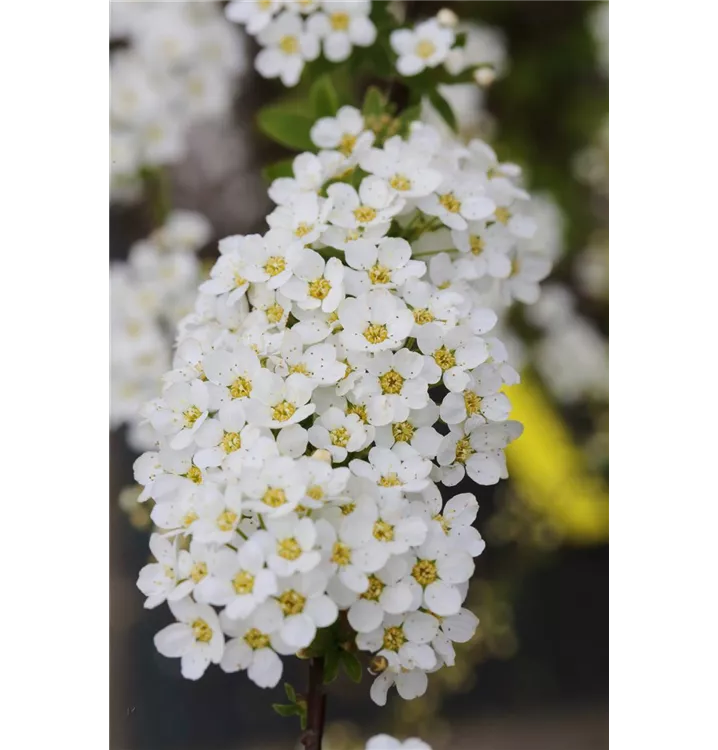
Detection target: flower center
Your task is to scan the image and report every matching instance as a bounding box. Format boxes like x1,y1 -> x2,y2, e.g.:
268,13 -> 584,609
412,559 -> 438,586
258,0 -> 272,9
340,502 -> 356,515
392,421 -> 415,442
190,562 -> 207,583
308,277 -> 331,300
379,369 -> 405,394
278,589 -> 306,615
378,473 -> 403,488
183,405 -> 202,427
186,466 -> 203,484
266,302 -> 284,323
413,308 -> 435,325
382,625 -> 406,651
329,426 -> 350,447
373,520 -> 395,541
470,235 -> 485,255
277,538 -> 302,560
361,575 -> 385,601
217,510 -> 238,531
346,403 -> 368,423
244,627 -> 270,650
234,272 -> 248,288
455,436 -> 474,463
272,401 -> 296,422
233,570 -> 255,594
415,39 -> 437,59
192,618 -> 213,643
306,485 -> 324,501
331,542 -> 352,566
230,376 -> 252,399
182,511 -> 199,528
464,391 -> 482,416
439,193 -> 462,213
363,323 -> 389,344
433,346 -> 457,370
265,256 -> 286,277
390,174 -> 411,191
294,222 -> 313,238
368,263 -> 392,285
263,488 -> 288,508
221,432 -> 242,453
279,35 -> 299,55
289,363 -> 309,375
338,132 -> 357,156
354,205 -> 377,223
494,206 -> 511,225
330,11 -> 350,31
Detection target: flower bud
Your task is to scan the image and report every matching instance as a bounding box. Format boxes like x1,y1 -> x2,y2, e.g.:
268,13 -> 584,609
368,655 -> 388,675
311,449 -> 332,464
474,67 -> 496,88
437,8 -> 459,28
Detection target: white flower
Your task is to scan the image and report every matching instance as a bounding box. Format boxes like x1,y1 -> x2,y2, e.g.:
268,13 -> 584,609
352,349 -> 430,426
502,253 -> 552,305
403,529 -> 474,616
282,250 -> 346,312
199,235 -> 254,304
437,421 -> 523,486
154,597 -> 224,680
417,323 -> 489,393
361,135 -> 443,199
267,192 -> 332,245
149,380 -> 210,450
374,403 -> 443,460
254,513 -> 322,577
244,371 -> 317,428
327,177 -> 405,234
225,0 -> 281,36
338,290 -> 414,353
369,668 -> 428,706
430,607 -> 479,668
259,571 -> 339,650
275,330 -> 346,385
203,346 -> 263,409
268,151 -> 340,205
439,377 -> 511,425
242,457 -> 309,517
349,444 -> 432,495
137,533 -> 182,609
194,538 -> 277,620
219,608 -> 284,689
255,11 -> 320,87
310,105 -> 373,158
390,19 -> 456,76
345,237 -> 425,295
306,1 -> 377,62
402,277 -> 461,335
347,556 -> 414,634
411,488 -> 486,557
452,221 -> 513,280
240,230 -> 305,290
298,458 -> 351,509
417,177 -> 496,231
308,406 -> 370,461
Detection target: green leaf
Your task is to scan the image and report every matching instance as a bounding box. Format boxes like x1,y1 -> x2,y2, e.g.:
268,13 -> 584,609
340,650 -> 362,683
397,104 -> 422,135
429,90 -> 458,132
284,682 -> 296,703
311,75 -> 339,119
323,648 -> 340,684
362,86 -> 386,119
256,106 -> 314,151
272,703 -> 300,718
262,157 -> 295,184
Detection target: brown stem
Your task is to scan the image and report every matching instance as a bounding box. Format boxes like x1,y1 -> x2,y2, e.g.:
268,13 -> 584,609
301,657 -> 327,750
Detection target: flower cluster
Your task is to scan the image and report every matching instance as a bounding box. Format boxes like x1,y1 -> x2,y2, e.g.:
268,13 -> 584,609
366,736 -> 431,750
111,211 -> 211,451
225,0 -> 377,86
110,2 -> 246,202
134,110 -> 536,706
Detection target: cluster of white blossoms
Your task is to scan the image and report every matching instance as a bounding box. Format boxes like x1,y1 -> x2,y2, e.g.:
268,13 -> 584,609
110,1 -> 246,202
226,0 -> 377,86
111,211 -> 211,452
134,104 -> 551,707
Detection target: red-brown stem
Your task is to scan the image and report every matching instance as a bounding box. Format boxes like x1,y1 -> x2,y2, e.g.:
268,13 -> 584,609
301,657 -> 327,750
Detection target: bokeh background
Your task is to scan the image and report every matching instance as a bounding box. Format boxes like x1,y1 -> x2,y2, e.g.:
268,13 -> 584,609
110,2 -> 608,748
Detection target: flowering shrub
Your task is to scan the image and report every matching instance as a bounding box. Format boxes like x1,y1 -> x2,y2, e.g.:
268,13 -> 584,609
125,2 -> 555,747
